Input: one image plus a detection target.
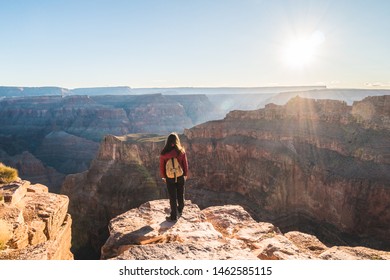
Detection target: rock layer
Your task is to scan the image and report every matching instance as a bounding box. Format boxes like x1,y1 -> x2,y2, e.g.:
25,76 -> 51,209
0,94 -> 215,191
101,200 -> 390,260
0,179 -> 73,259
184,96 -> 390,249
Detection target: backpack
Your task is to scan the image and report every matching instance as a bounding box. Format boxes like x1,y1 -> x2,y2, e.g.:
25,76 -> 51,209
165,157 -> 183,182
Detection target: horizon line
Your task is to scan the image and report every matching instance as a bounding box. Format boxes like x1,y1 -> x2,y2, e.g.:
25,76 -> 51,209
2,84 -> 390,91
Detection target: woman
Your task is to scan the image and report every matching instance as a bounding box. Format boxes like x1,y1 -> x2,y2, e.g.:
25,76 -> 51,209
160,132 -> 189,221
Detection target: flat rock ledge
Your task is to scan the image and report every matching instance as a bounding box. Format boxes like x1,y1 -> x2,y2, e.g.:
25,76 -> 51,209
101,200 -> 390,260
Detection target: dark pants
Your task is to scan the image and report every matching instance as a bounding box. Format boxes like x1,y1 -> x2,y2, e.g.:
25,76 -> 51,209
166,175 -> 185,219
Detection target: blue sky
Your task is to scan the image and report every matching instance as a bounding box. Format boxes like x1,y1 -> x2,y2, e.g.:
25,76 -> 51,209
0,0 -> 389,88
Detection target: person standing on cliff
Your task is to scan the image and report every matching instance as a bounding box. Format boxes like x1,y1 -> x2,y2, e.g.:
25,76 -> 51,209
160,132 -> 189,221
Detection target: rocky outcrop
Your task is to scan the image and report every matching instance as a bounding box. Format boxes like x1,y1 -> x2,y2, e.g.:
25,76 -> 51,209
101,200 -> 390,260
61,134 -> 165,259
0,179 -> 73,259
62,95 -> 390,258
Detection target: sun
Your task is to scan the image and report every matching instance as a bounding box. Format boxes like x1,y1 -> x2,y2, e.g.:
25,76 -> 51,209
282,31 -> 325,69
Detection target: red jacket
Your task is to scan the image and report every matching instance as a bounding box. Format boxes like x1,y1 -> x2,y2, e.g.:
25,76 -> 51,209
160,149 -> 188,178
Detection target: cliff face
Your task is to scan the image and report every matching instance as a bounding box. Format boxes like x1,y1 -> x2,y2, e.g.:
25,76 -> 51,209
101,200 -> 390,260
61,134 -> 165,258
35,131 -> 99,175
184,96 -> 390,248
62,95 -> 390,258
0,179 -> 73,259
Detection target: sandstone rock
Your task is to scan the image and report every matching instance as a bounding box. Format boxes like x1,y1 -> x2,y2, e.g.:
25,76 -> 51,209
114,241 -> 257,260
202,205 -> 278,241
0,214 -> 73,260
253,234 -> 313,260
27,183 -> 49,193
101,200 -> 266,260
22,191 -> 69,240
102,200 -> 390,260
0,180 -> 29,206
319,246 -> 390,260
0,219 -> 14,247
0,180 -> 73,260
284,231 -> 328,256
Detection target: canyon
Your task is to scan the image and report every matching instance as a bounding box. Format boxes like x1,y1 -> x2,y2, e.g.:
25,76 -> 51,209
2,86 -> 388,194
62,95 -> 390,259
0,93 -> 215,191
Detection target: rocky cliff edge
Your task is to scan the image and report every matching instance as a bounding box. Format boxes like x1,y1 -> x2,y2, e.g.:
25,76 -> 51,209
0,179 -> 73,259
101,200 -> 390,260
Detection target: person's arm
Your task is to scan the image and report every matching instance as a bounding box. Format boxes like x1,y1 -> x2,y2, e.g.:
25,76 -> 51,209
159,156 -> 166,181
181,152 -> 189,179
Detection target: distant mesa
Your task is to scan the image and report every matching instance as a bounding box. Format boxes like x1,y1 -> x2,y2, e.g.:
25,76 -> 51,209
0,86 -> 71,97
260,88 -> 390,107
70,86 -> 132,96
0,85 -> 327,97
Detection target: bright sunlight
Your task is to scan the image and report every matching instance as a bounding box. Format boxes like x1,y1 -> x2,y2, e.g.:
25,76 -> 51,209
282,30 -> 325,69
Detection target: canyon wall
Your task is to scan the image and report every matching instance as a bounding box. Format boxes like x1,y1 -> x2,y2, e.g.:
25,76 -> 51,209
185,95 -> 390,249
0,179 -> 73,259
2,87 -> 386,193
62,95 -> 390,258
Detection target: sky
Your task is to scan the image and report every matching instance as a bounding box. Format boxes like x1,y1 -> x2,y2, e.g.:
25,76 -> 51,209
0,0 -> 389,89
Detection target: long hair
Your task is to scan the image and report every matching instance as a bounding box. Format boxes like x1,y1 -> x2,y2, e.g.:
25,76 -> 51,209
161,132 -> 185,155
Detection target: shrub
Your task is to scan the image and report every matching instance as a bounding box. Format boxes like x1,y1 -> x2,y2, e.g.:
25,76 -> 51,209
0,163 -> 18,184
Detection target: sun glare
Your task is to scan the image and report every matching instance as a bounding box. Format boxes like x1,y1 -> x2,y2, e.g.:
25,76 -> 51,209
282,31 -> 325,69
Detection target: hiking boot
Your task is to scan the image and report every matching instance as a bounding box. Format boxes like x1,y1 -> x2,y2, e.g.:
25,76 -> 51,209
166,216 -> 177,222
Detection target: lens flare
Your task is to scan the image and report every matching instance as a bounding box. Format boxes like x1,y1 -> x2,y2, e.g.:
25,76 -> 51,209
282,31 -> 325,69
